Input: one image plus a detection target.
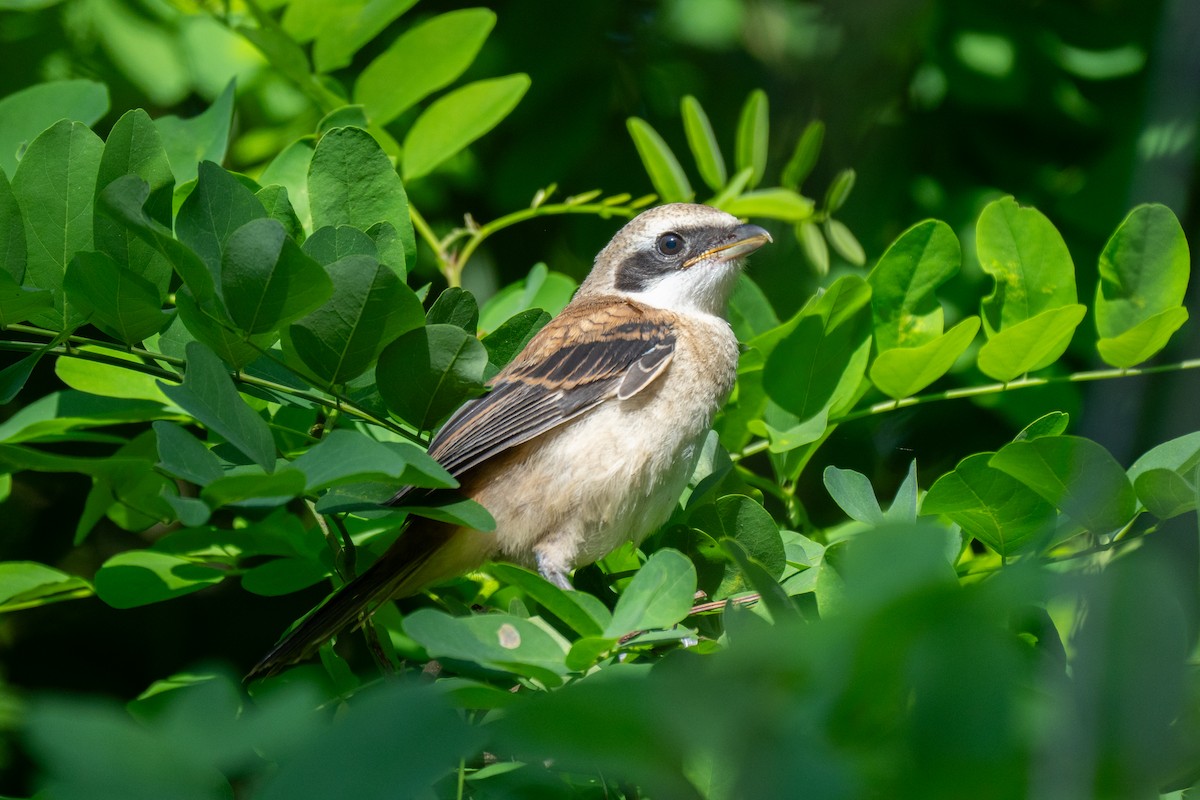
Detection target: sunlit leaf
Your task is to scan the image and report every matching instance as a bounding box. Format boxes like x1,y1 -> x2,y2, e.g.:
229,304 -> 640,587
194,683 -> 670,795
0,79 -> 107,178
734,89 -> 768,190
626,117 -> 693,204
681,95 -> 726,191
976,304 -> 1086,381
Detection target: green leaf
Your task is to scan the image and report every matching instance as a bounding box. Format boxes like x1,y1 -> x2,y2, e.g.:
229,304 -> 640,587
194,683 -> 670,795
487,563 -> 611,637
0,390 -> 170,444
153,421 -> 223,486
797,219 -> 829,275
1095,204 -> 1189,338
0,79 -> 108,178
316,105 -> 369,135
680,95 -> 726,191
260,137 -> 315,233
626,117 -> 694,204
403,608 -> 569,684
976,196 -> 1077,335
782,120 -> 824,190
0,270 -> 52,328
824,168 -> 856,213
1096,307 -> 1189,369
1128,431 -> 1200,485
355,8 -> 496,126
200,470 -> 307,508
825,218 -> 865,265
309,126 -> 414,274
0,166 -> 27,282
241,557 -> 328,596
11,119 -> 103,328
256,185 -> 304,243
867,219 -> 961,351
63,251 -> 171,344
727,274 -> 779,340
427,286 -> 479,333
604,549 -> 696,638
720,538 -> 798,622
288,254 -> 425,385
290,429 -> 455,492
976,304 -> 1086,381
175,160 -> 268,282
0,561 -> 91,613
689,495 -> 784,596
403,74 -> 531,181
477,263 -> 576,332
157,341 -> 277,471
221,218 -> 332,334
0,348 -> 45,405
822,466 -> 885,525
721,189 -> 814,222
377,323 -> 488,431
93,550 -> 225,608
311,0 -> 421,71
1132,469 -> 1196,520
481,308 -> 549,368
302,224 -> 377,265
94,108 -> 174,298
1015,411 -> 1070,441
922,452 -> 1056,557
734,89 -> 769,190
154,80 -> 235,185
989,435 -> 1136,534
174,289 -> 274,371
399,495 -> 496,531
869,317 -> 980,399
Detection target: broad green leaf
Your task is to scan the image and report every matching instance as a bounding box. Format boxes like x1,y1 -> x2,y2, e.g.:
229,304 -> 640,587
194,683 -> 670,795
63,251 -> 172,344
200,470 -> 307,508
797,219 -> 828,275
1133,468 -> 1196,520
976,304 -> 1086,381
822,466 -> 885,525
174,289 -> 275,371
867,219 -> 961,351
427,286 -> 479,333
221,218 -> 332,334
1096,204 -> 1189,338
825,218 -> 865,265
317,105 -> 369,135
0,270 -> 52,328
94,108 -> 174,297
94,550 -> 225,608
399,495 -> 496,530
153,421 -> 223,486
604,549 -> 696,638
175,160 -> 267,280
241,557 -> 328,596
0,79 -> 108,177
290,429 -> 455,491
977,196 -> 1077,335
989,435 -> 1136,534
0,168 -> 27,282
302,224 -> 377,265
11,119 -> 103,328
288,254 -> 425,385
782,120 -> 824,189
355,8 -> 496,125
922,452 -> 1056,557
0,390 -> 170,444
1128,431 -> 1200,485
481,308 -> 549,368
403,74 -> 530,181
721,538 -> 797,622
403,608 -> 569,684
1096,307 -> 1189,369
256,185 -> 304,243
157,341 -> 277,471
154,80 -> 235,185
311,0 -> 421,71
259,138 -> 315,233
366,221 -> 408,280
487,563 -> 611,637
869,317 -> 980,399
689,494 -> 784,596
626,117 -> 694,204
309,126 -> 415,273
0,561 -> 91,612
721,189 -> 813,222
734,89 -> 768,190
824,168 -> 856,212
681,95 -> 726,191
477,263 -> 576,332
377,323 -> 488,430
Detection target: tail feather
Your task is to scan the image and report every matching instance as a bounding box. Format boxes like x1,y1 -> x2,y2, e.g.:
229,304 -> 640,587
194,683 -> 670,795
246,525 -> 450,680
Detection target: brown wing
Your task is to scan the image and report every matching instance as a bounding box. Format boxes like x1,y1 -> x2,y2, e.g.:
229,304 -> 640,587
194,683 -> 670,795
387,299 -> 676,505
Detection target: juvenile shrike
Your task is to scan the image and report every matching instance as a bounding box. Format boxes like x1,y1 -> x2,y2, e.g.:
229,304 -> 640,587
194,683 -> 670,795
249,203 -> 771,677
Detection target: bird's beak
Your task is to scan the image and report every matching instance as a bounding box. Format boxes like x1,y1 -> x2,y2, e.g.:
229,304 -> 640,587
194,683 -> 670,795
683,223 -> 773,267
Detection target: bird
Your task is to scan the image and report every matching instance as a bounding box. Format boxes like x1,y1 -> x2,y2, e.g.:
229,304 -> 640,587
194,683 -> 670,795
247,203 -> 772,678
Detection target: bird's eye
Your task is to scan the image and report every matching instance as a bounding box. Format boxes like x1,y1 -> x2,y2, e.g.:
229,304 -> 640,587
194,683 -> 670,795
656,232 -> 685,257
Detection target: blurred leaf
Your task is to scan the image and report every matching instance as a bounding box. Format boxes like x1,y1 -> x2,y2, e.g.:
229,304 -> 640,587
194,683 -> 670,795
311,0 -> 421,72
824,168 -> 856,213
1128,431 -> 1200,484
626,117 -> 694,203
355,8 -> 496,125
823,466 -> 885,525
377,323 -> 488,430
0,561 -> 91,613
1097,307 -> 1189,369
11,119 -> 103,329
923,452 -> 1056,557
722,189 -> 813,221
153,421 -> 222,486
0,168 -> 25,282
989,435 -> 1136,534
681,95 -> 726,191
290,428 -> 455,491
154,80 -> 235,186
797,220 -> 829,275
427,286 -> 479,333
867,219 -> 961,351
481,308 -> 550,368
0,79 -> 107,178
175,160 -> 267,282
1132,469 -> 1196,519
825,218 -> 865,265
403,608 -> 569,683
403,75 -> 530,181
976,304 -> 1086,381
158,341 -> 277,471
221,218 -> 332,334
316,105 -> 368,135
309,126 -> 415,273
869,317 -> 979,399
477,263 -> 575,332
734,89 -> 768,190
94,550 -> 225,609
604,549 -> 696,638
782,120 -> 824,189
288,254 -> 424,385
63,251 -> 171,344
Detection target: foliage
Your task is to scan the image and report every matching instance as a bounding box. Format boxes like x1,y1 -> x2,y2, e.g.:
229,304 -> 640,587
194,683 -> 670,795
2,1 -> 1200,799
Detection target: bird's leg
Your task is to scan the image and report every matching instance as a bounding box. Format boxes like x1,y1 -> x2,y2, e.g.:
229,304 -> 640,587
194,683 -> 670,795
535,550 -> 575,591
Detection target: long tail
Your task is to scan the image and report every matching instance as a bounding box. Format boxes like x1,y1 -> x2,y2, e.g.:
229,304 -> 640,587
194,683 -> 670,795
246,523 -> 453,680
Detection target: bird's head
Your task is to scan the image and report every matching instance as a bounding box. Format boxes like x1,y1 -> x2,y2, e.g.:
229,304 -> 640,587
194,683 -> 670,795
580,203 -> 772,317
